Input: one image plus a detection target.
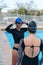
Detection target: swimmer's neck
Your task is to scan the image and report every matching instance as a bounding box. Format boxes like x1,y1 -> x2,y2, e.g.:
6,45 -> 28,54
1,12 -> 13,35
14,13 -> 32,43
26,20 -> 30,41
16,27 -> 21,31
29,33 -> 36,37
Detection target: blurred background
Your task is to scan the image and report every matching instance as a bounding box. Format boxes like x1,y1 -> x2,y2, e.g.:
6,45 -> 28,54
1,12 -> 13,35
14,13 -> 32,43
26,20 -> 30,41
0,0 -> 43,30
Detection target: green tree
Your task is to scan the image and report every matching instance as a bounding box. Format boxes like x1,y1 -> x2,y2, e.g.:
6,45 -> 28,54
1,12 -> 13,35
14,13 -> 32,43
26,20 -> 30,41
18,7 -> 27,14
37,11 -> 40,16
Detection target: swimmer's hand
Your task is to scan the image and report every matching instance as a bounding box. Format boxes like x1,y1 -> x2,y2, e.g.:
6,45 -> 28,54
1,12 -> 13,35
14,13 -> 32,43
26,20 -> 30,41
24,22 -> 28,26
22,22 -> 28,25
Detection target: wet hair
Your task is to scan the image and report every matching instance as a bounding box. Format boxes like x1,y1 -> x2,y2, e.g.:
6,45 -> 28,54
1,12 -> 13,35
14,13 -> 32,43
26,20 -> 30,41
28,21 -> 37,33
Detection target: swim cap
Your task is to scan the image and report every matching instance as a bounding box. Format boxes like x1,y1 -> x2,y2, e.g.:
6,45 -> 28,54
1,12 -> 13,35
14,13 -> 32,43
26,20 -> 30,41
15,18 -> 23,24
28,21 -> 37,33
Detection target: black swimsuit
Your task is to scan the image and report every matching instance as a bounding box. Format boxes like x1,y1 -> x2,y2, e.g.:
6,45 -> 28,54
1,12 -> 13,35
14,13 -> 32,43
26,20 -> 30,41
21,40 -> 43,65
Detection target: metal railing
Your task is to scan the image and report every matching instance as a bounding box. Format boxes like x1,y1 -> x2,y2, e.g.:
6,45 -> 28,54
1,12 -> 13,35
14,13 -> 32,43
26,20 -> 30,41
0,14 -> 43,31
0,14 -> 43,23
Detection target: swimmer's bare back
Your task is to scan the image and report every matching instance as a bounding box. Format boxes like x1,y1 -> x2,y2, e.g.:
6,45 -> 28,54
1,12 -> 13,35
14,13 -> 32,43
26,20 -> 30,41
24,36 -> 41,58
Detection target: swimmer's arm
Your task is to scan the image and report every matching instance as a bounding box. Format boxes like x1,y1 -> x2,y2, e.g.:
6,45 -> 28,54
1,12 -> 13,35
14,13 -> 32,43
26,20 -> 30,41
22,22 -> 28,26
5,24 -> 13,33
41,40 -> 43,54
16,39 -> 24,65
41,40 -> 43,48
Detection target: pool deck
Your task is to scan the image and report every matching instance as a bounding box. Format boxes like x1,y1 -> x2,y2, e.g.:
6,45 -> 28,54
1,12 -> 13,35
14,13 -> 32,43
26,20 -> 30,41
0,31 -> 12,65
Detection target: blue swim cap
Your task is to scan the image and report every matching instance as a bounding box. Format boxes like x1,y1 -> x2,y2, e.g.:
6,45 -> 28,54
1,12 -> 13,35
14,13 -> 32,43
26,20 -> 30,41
15,18 -> 23,24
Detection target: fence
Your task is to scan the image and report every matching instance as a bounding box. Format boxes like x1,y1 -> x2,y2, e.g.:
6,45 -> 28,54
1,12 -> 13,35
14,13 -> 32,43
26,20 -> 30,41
0,14 -> 43,23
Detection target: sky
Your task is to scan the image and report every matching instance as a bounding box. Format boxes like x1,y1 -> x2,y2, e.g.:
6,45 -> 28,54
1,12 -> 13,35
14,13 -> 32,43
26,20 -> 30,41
0,0 -> 43,12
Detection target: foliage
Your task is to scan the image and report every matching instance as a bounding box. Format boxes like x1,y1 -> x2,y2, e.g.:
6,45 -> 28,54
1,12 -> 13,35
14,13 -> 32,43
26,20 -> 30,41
37,11 -> 40,16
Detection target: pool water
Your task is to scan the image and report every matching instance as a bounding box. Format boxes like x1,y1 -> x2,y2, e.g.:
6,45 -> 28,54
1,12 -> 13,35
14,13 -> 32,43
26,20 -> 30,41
5,30 -> 43,48
24,30 -> 43,39
5,30 -> 43,63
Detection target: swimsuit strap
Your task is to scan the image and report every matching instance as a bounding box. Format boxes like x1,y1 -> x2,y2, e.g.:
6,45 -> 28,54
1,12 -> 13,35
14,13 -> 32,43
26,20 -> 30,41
40,40 -> 43,51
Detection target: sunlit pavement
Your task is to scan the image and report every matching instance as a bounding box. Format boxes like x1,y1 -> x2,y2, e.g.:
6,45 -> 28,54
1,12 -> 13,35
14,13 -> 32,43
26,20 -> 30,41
0,31 -> 12,65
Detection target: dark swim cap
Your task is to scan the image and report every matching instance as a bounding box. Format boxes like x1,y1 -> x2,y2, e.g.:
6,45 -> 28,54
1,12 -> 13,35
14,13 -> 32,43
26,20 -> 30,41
28,21 -> 37,33
15,17 -> 23,24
